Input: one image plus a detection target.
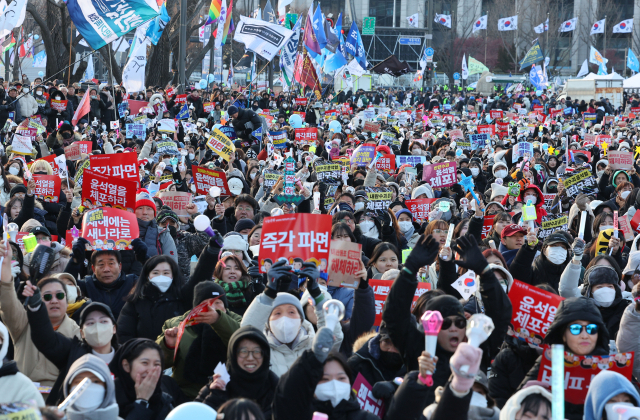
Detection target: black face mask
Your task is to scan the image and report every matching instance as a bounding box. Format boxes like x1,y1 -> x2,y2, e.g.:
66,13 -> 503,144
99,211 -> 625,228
168,225 -> 178,241
379,350 -> 404,371
547,186 -> 558,193
62,131 -> 73,139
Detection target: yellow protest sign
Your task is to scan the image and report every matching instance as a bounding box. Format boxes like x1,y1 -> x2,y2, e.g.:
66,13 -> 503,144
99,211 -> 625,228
206,128 -> 236,161
595,228 -> 613,255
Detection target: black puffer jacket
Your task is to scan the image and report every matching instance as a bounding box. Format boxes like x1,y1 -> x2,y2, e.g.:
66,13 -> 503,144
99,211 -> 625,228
347,334 -> 406,388
231,108 -> 263,140
77,272 -> 138,319
530,252 -> 571,291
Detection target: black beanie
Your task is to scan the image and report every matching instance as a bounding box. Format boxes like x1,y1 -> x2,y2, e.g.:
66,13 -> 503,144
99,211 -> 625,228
193,281 -> 228,308
423,295 -> 465,319
10,184 -> 27,198
585,265 -> 619,287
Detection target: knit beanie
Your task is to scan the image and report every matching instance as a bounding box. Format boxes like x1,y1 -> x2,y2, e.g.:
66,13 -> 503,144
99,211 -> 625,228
193,281 -> 228,308
271,292 -> 304,319
135,188 -> 157,215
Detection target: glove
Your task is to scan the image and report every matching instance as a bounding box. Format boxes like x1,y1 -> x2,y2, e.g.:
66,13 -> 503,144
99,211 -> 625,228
468,407 -> 500,420
131,238 -> 148,262
450,342 -> 483,393
27,286 -> 42,310
572,238 -> 586,259
299,261 -> 320,298
248,259 -> 263,281
10,260 -> 20,278
312,326 -> 335,363
376,210 -> 392,228
72,237 -> 89,263
267,260 -> 293,292
452,235 -> 489,275
404,235 -> 440,275
371,381 -> 397,400
209,229 -> 225,248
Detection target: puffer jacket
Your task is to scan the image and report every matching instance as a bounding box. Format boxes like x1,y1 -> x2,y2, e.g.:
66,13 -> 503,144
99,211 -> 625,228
16,94 -> 38,121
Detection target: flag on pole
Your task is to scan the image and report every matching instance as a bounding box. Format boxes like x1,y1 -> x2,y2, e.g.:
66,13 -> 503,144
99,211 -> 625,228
589,45 -> 608,67
2,33 -> 14,53
472,15 -> 487,32
434,14 -> 451,28
234,16 -> 294,61
461,54 -> 468,79
227,56 -> 234,85
467,56 -> 489,75
407,13 -> 419,28
213,0 -> 234,44
576,59 -> 589,77
498,16 -> 517,31
206,0 -> 222,25
304,3 -> 321,55
214,0 -> 227,48
72,89 -> 91,125
312,4 -> 327,49
590,19 -> 605,35
559,18 -> 577,32
296,54 -> 321,99
534,18 -> 548,33
146,2 -> 170,45
628,49 -> 639,73
613,19 -> 633,33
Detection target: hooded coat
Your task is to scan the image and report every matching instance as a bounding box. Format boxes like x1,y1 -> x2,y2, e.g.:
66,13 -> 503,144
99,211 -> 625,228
63,354 -> 120,420
584,370 -> 640,420
500,183 -> 548,224
499,385 -> 551,420
580,265 -> 630,339
347,334 -> 406,389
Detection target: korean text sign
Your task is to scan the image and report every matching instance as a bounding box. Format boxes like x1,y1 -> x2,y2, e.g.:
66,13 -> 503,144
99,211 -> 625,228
353,373 -> 385,419
396,155 -> 426,167
562,170 -> 598,198
375,154 -> 395,173
81,170 -> 137,210
158,191 -> 193,217
422,161 -> 457,188
350,145 -> 375,166
192,166 -> 230,196
259,214 -> 332,273
608,150 -> 633,170
270,131 -> 288,149
81,207 -> 139,251
206,129 -> 236,161
405,198 -> 437,222
89,153 -> 140,188
370,279 -> 431,326
30,175 -> 61,203
295,127 -> 317,144
328,240 -> 363,288
508,280 -> 564,346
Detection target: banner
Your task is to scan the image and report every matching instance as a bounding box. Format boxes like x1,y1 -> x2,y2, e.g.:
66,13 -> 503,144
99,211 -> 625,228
396,155 -> 426,167
29,175 -> 61,203
422,161 -> 457,188
270,131 -> 287,149
370,279 -> 431,326
122,28 -> 149,93
608,150 -> 633,170
259,213 -> 332,273
314,161 -> 341,182
81,207 -> 139,250
89,153 -> 140,188
562,169 -> 598,198
519,40 -> 544,69
234,16 -> 294,61
158,191 -> 193,217
327,240 -> 362,288
192,165 -> 231,196
405,198 -> 437,223
375,154 -> 395,174
51,99 -> 68,112
156,141 -> 179,155
81,169 -> 137,211
537,213 -> 569,239
353,373 -> 385,419
206,128 -> 236,161
509,280 -> 564,346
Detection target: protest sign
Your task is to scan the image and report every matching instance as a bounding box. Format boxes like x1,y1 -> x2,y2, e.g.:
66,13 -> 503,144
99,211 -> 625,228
562,169 -> 598,198
74,160 -> 91,187
12,134 -> 32,155
537,213 -> 569,239
158,119 -> 176,133
125,123 -> 146,139
512,142 -> 533,162
219,126 -> 237,140
270,131 -> 288,149
477,124 -> 495,136
363,121 -> 380,133
29,175 -> 61,202
619,214 -> 635,241
294,98 -> 307,106
481,214 -> 496,240
583,113 -> 596,122
396,155 -> 426,167
81,207 -> 139,250
259,213 -> 332,273
37,154 -> 64,177
375,154 -> 395,174
263,169 -> 282,189
128,100 -> 148,115
595,135 -> 612,147
365,187 -> 392,211
608,150 -> 633,170
294,127 -> 317,145
350,145 -> 375,166
584,133 -> 597,144
370,279 -> 431,326
422,161 -> 457,188
206,129 -> 236,161
509,280 -> 564,346
405,198 -> 437,223
159,191 -> 193,217
156,141 -> 179,155
314,161 -> 341,182
537,349 -> 634,404
51,99 -> 68,112
74,141 -> 93,155
541,193 -> 557,211
449,129 -> 464,140
90,153 -> 140,188
81,170 -> 137,210
192,166 -> 230,196
469,133 -> 489,150
203,102 -> 215,113
353,374 -> 385,419
327,240 -> 363,288
490,110 -> 504,120
174,94 -> 187,104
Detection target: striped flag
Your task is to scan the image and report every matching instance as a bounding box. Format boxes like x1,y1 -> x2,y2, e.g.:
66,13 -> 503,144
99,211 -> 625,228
205,0 -> 222,25
2,33 -> 15,53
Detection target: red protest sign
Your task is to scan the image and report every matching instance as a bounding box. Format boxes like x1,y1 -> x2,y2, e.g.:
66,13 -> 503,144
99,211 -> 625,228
619,214 -> 635,241
375,154 -> 395,174
490,110 -> 503,120
51,99 -> 68,112
549,108 -> 561,117
370,279 -> 431,326
90,153 -> 140,188
595,135 -> 612,147
481,214 -> 496,240
158,191 -> 192,217
192,165 -> 230,196
294,127 -> 317,144
537,348 -> 634,404
81,207 -> 139,250
533,105 -> 544,113
353,373 -> 385,419
363,122 -> 380,133
584,133 -> 597,144
166,87 -> 175,97
76,141 -> 93,155
128,100 -> 148,115
449,129 -> 464,141
259,214 -> 332,273
508,280 -> 564,346
64,144 -> 83,161
174,94 -> 187,105
26,175 -> 61,202
203,102 -> 215,113
327,240 -> 362,289
422,161 -> 457,188
496,121 -> 509,132
630,210 -> 640,233
294,98 -> 307,106
405,198 -> 437,223
37,155 -> 63,176
477,125 -> 496,136
608,150 -> 633,170
81,169 -> 137,211
174,297 -> 221,361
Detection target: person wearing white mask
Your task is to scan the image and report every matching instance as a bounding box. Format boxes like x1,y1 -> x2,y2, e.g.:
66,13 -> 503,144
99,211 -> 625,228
241,260 -> 343,377
50,272 -> 91,324
581,265 -> 630,339
15,83 -> 38,122
492,162 -> 509,183
530,232 -> 572,292
396,209 -> 420,248
62,354 -> 119,420
584,370 -> 640,420
117,255 -> 208,344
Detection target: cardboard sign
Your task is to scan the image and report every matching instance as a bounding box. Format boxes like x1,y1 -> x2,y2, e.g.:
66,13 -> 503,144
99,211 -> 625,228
608,150 -> 633,170
125,123 -> 146,139
508,279 -> 564,346
422,161 -> 457,188
562,169 -> 598,198
270,131 -> 288,149
50,99 -> 68,112
537,213 -> 569,239
405,198 -> 437,223
12,134 -> 32,155
28,175 -> 61,202
327,240 -> 363,289
363,121 -> 380,133
294,127 -> 317,144
259,213 -> 332,273
90,153 -> 140,188
353,373 -> 385,419
206,129 -> 236,161
370,279 -> 431,326
350,145 -> 375,166
158,191 -> 193,217
375,154 -> 395,173
81,169 -> 137,210
81,207 -> 139,250
537,348 -> 634,404
192,165 -> 230,196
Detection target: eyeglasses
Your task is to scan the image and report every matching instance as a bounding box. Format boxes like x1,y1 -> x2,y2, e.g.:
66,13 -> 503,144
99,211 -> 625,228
43,292 -> 66,301
568,324 -> 598,335
238,348 -> 263,359
442,317 -> 467,330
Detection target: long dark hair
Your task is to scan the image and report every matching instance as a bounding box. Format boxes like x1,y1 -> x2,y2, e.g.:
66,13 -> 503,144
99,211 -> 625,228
332,222 -> 356,242
367,242 -> 399,268
126,255 -> 184,302
218,399 -> 266,420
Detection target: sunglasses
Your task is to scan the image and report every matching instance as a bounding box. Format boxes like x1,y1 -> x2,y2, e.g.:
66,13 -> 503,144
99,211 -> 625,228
568,323 -> 598,335
442,317 -> 467,330
43,292 -> 65,301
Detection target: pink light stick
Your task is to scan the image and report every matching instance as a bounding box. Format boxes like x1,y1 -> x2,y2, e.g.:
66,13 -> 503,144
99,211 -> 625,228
419,310 -> 443,386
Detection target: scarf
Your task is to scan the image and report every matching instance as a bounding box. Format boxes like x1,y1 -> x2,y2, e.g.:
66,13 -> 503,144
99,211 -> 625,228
66,300 -> 86,317
216,279 -> 248,305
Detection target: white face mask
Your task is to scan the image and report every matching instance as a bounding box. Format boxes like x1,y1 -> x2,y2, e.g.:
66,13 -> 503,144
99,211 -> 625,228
188,153 -> 195,160
314,379 -> 351,407
412,148 -> 421,153
22,88 -> 28,93
55,96 -> 61,100
470,167 -> 480,176
605,402 -> 633,420
66,285 -> 78,304
36,91 -> 42,95
149,275 -> 173,293
593,287 -> 616,307
269,316 -> 301,343
545,246 -> 567,265
83,322 -> 113,348
470,391 -> 488,408
250,172 -> 257,179
398,221 -> 413,233
163,159 -> 171,166
524,195 -> 537,205
496,170 -> 507,178
355,202 -> 365,211
8,166 -> 18,176
597,170 -> 604,178
360,220 -> 375,233
621,190 -> 631,199
71,382 -> 105,412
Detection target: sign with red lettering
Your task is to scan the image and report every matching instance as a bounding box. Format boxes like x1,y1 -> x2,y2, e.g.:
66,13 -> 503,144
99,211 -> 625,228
51,99 -> 68,112
90,153 -> 140,188
294,127 -> 317,144
533,105 -> 544,113
327,240 -> 362,289
174,94 -> 187,105
259,214 -> 332,273
509,280 -> 564,346
81,207 -> 139,250
541,193 -> 557,210
375,154 -> 395,173
422,161 -> 457,188
166,87 -> 175,97
28,175 -> 61,202
192,165 -> 230,196
595,135 -> 612,148
37,154 -> 64,176
81,169 -> 137,211
64,143 -> 83,161
158,191 -> 193,217
496,121 -> 509,132
481,214 -> 495,240
608,150 -> 633,170
370,279 -> 431,326
477,124 -> 496,136
449,129 -> 464,140
363,121 -> 380,133
619,214 -> 635,241
353,373 -> 385,419
405,198 -> 437,223
537,348 -> 634,404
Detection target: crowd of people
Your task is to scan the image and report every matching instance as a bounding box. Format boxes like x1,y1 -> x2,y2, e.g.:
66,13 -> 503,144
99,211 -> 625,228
1,75 -> 640,420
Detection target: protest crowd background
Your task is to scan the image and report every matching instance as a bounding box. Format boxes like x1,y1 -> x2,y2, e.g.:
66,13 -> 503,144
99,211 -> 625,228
5,0 -> 640,420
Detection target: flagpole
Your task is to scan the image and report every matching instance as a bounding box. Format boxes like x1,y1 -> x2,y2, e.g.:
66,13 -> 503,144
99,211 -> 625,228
484,10 -> 488,64
545,12 -> 549,59
603,15 -> 607,61
68,23 -> 74,86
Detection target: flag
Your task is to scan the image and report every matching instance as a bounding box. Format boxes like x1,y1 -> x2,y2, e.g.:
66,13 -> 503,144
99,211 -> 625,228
280,18 -> 301,86
370,55 -> 412,76
597,60 -> 607,75
234,51 -> 252,73
407,13 -> 419,28
277,0 -> 293,19
297,54 -> 321,99
2,33 -> 14,53
529,65 -> 544,90
66,0 -> 159,50
591,18 -> 605,35
467,56 -> 488,75
461,54 -> 468,80
434,14 -> 451,28
498,16 -> 517,31
82,54 -> 95,82
206,0 -> 222,25
122,31 -> 148,93
214,0 -> 227,48
519,40 -> 544,70
235,16 -> 294,61
304,3 -> 321,55
472,15 -> 487,32
344,21 -> 359,57
534,18 -> 548,33
176,104 -> 189,119
559,18 -> 577,32
628,49 -> 639,73
613,19 -> 633,33
32,50 -> 46,67
213,0 -> 234,44
323,48 -> 347,72
72,89 -> 91,125
0,0 -> 25,39
312,4 -> 327,49
577,59 -> 589,77
146,2 -> 170,45
227,56 -> 234,85
589,45 -> 608,67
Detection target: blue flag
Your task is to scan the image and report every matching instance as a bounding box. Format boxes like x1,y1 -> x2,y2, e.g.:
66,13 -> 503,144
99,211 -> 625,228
176,104 -> 189,119
628,49 -> 640,73
529,65 -> 544,90
251,127 -> 263,140
67,0 -> 160,50
312,5 -> 327,49
335,13 -> 342,36
323,48 -> 347,72
146,3 -> 170,46
345,21 -> 359,57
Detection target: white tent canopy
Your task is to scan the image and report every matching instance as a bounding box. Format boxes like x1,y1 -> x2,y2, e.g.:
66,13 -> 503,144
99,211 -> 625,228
624,72 -> 640,88
582,72 -> 624,80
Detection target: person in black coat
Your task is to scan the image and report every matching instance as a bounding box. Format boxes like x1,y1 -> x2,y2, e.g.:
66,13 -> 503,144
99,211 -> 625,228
88,87 -> 109,124
0,86 -> 16,129
228,106 -> 263,142
195,326 -> 279,418
116,255 -> 207,344
580,264 -> 630,339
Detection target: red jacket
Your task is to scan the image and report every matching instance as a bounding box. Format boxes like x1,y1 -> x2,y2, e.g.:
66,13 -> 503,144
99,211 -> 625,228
501,183 -> 548,224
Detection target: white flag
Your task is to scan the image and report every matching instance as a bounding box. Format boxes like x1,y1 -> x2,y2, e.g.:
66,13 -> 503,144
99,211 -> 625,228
577,59 -> 589,78
214,0 -> 227,49
498,16 -> 517,31
407,13 -> 419,28
54,154 -> 68,179
277,0 -> 292,18
0,0 -> 25,39
472,15 -> 487,33
234,16 -> 294,61
462,54 -> 468,80
434,14 -> 451,28
82,54 -> 95,82
347,58 -> 365,77
559,18 -> 577,32
122,33 -> 148,93
613,19 -> 633,33
590,19 -> 605,35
